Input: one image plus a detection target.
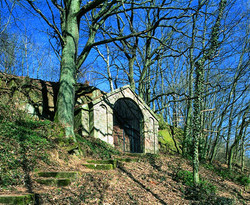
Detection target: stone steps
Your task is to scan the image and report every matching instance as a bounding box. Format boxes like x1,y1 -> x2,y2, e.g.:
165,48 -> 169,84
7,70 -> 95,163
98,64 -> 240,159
35,171 -> 79,179
83,156 -> 142,170
0,194 -> 35,205
87,159 -> 117,168
116,157 -> 139,163
34,171 -> 79,187
83,163 -> 114,170
124,153 -> 146,157
35,178 -> 71,187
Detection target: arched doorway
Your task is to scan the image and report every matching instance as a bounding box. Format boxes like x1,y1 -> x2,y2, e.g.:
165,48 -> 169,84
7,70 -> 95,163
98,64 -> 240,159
113,98 -> 143,153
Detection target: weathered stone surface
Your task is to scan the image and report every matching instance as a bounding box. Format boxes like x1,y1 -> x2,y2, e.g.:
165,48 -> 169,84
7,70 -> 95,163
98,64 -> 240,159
0,194 -> 35,205
83,163 -> 114,170
35,178 -> 71,187
87,159 -> 118,168
0,72 -> 104,120
36,171 -> 79,179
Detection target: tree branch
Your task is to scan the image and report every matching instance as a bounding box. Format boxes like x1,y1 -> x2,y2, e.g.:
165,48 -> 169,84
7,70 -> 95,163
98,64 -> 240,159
76,0 -> 107,19
26,0 -> 63,44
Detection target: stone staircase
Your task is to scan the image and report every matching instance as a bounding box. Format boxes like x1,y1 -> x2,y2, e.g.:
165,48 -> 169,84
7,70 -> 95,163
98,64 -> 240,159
0,154 -> 146,204
0,171 -> 79,204
0,194 -> 35,205
82,153 -> 144,170
34,171 -> 79,187
83,159 -> 117,170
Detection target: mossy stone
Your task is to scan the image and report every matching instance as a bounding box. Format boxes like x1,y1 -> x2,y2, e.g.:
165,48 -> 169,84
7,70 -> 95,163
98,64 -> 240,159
36,171 -> 79,179
35,178 -> 71,187
28,90 -> 41,103
158,128 -> 182,153
0,194 -> 34,205
116,158 -> 139,163
6,79 -> 17,88
86,159 -> 117,168
83,163 -> 113,170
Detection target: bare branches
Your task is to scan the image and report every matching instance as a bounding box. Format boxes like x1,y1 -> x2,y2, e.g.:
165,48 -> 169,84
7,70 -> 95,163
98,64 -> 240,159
0,0 -> 16,35
76,0 -> 107,19
26,0 -> 63,44
51,0 -> 63,13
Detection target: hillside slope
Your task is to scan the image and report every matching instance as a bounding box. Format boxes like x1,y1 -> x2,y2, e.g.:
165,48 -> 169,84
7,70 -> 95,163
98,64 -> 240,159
0,103 -> 249,204
1,153 -> 249,204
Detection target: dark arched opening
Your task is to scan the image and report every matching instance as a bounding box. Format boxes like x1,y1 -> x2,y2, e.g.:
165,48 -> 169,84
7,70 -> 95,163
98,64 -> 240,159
113,98 -> 143,153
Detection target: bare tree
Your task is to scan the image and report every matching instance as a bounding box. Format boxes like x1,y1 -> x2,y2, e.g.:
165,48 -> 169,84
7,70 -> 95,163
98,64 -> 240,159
15,0 -> 170,138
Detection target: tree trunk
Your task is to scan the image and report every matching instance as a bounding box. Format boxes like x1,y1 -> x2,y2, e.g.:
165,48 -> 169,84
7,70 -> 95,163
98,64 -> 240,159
183,13 -> 196,156
209,108 -> 226,162
240,129 -> 246,172
192,0 -> 227,183
128,56 -> 136,91
54,0 -> 80,139
226,42 -> 246,160
228,105 -> 249,169
193,59 -> 205,185
139,55 -> 150,100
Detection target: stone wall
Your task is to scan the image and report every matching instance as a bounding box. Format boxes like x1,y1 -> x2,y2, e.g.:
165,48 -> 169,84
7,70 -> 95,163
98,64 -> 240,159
0,72 -> 58,120
0,72 -> 104,121
0,72 -> 159,154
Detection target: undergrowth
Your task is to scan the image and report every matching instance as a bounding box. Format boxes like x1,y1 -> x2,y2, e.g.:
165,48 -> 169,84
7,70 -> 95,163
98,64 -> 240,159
0,103 -> 59,188
0,102 -> 121,189
203,163 -> 250,187
75,134 -> 120,159
173,168 -> 234,204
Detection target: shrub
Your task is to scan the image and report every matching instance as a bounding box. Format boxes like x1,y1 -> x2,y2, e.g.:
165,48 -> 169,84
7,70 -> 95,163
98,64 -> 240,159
175,169 -> 194,187
236,175 -> 249,187
173,169 -> 217,203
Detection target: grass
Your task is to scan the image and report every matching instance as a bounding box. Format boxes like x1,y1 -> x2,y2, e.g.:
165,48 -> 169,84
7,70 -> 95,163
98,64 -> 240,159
0,103 -> 57,188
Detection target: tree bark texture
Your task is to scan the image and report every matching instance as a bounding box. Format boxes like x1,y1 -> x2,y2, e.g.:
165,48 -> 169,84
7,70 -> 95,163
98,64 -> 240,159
54,0 -> 80,139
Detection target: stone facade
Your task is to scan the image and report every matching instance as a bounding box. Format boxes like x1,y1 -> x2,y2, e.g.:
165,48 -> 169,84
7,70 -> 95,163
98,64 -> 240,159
0,72 -> 158,154
75,86 -> 159,154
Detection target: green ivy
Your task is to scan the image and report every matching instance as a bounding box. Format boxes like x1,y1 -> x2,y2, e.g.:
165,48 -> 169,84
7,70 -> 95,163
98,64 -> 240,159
173,168 -> 217,202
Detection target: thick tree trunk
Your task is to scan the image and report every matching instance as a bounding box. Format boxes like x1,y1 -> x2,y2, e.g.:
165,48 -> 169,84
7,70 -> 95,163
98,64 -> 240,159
139,30 -> 152,100
139,56 -> 150,100
54,0 -> 80,139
